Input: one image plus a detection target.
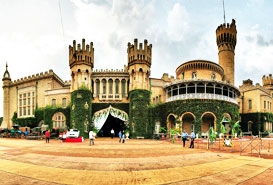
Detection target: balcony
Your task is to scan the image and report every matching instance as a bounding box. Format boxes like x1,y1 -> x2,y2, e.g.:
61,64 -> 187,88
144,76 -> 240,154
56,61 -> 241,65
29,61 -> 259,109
166,93 -> 238,104
99,94 -> 123,101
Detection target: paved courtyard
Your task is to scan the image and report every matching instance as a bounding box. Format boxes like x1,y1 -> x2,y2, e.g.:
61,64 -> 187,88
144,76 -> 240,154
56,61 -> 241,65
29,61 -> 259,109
0,137 -> 272,185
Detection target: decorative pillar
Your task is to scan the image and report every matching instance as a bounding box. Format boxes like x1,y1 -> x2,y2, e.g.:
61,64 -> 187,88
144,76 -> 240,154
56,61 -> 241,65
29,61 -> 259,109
93,79 -> 97,98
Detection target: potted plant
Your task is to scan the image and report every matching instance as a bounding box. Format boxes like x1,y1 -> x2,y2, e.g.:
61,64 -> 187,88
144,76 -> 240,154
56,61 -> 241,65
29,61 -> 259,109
125,129 -> 130,139
170,128 -> 180,143
231,121 -> 241,138
92,127 -> 99,137
159,127 -> 167,139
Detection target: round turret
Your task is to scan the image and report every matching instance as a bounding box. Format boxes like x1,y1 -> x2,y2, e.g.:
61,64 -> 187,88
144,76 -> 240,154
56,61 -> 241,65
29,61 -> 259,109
2,63 -> 11,129
262,74 -> 273,90
216,19 -> 237,85
2,63 -> 11,88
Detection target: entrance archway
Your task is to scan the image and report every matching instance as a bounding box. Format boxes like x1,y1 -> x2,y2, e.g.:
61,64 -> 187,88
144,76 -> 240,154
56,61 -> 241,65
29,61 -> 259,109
98,114 -> 125,137
92,105 -> 129,137
201,112 -> 216,134
181,112 -> 195,134
167,114 -> 176,130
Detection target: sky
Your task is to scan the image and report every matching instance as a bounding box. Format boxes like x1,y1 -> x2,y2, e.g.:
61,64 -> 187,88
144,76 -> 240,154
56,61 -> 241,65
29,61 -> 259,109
0,0 -> 273,117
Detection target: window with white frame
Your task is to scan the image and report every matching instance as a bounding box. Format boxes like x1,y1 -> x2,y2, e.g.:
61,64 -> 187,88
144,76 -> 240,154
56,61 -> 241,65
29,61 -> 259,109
18,88 -> 35,118
52,112 -> 66,129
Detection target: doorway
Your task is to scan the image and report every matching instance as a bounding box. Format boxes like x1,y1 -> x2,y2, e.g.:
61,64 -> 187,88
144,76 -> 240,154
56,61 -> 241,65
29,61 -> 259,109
98,114 -> 125,137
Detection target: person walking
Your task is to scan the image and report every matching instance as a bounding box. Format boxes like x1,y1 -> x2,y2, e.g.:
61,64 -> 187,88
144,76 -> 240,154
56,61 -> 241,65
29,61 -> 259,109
181,130 -> 188,147
121,131 -> 125,143
89,130 -> 95,146
189,130 -> 195,148
111,128 -> 115,139
45,129 -> 50,143
118,130 -> 122,143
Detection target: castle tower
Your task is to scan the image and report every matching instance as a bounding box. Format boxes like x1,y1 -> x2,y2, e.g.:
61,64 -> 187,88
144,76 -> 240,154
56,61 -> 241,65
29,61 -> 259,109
69,38 -> 94,91
127,39 -> 152,91
262,74 -> 273,90
127,39 -> 152,138
2,63 -> 11,128
216,19 -> 237,85
69,39 -> 93,138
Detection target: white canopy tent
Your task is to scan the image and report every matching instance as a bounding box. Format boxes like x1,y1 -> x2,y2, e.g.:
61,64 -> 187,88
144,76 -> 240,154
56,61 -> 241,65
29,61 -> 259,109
91,105 -> 129,131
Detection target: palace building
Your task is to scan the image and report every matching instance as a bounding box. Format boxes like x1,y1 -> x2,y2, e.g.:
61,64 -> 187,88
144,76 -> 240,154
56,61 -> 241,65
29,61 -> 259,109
2,19 -> 254,138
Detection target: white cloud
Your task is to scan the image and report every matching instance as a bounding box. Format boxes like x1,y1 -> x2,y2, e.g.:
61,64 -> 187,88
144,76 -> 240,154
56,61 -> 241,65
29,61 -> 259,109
1,0 -> 273,117
167,3 -> 189,42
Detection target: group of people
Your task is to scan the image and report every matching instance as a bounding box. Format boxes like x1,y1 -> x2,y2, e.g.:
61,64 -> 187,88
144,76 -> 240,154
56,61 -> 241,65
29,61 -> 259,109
88,128 -> 196,147
118,130 -> 126,143
88,128 -> 126,146
109,129 -> 126,143
181,130 -> 195,148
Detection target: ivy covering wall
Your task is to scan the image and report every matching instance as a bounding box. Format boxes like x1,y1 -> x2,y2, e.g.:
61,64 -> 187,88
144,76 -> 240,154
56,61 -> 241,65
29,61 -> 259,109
92,103 -> 129,114
44,107 -> 70,130
129,89 -> 150,138
11,109 -> 44,128
70,89 -> 92,138
150,99 -> 239,137
240,112 -> 273,135
11,107 -> 70,129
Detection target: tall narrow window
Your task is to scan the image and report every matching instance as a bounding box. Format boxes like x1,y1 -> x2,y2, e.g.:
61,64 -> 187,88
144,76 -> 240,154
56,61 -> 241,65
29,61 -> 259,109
52,99 -> 56,107
192,72 -> 197,79
108,79 -> 113,94
121,79 -> 126,98
248,99 -> 252,110
102,79 -> 106,94
62,98 -> 67,107
211,73 -> 215,80
115,79 -> 119,94
96,79 -> 100,97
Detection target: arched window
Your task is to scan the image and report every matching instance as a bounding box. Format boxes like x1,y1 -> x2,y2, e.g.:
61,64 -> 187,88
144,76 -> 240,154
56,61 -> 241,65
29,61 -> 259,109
62,98 -> 67,107
52,99 -> 56,107
102,79 -> 106,94
115,79 -> 119,94
96,79 -> 100,97
192,72 -> 197,79
211,73 -> 215,80
121,79 -> 126,98
108,79 -> 113,94
52,112 -> 66,129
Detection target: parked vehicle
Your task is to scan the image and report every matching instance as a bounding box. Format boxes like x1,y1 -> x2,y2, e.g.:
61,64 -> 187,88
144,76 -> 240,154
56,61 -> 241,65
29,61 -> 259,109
66,129 -> 80,138
26,127 -> 43,140
58,131 -> 67,140
0,128 -> 9,138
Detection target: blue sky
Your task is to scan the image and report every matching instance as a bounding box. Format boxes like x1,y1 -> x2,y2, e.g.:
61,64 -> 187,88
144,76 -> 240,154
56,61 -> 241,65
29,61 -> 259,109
0,0 -> 273,117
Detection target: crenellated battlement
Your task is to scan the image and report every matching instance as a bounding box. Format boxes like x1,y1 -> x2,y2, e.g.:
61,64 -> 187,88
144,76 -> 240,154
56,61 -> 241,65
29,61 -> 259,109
216,19 -> 237,50
69,38 -> 94,69
262,74 -> 273,86
10,69 -> 66,86
127,38 -> 152,67
93,68 -> 128,73
216,19 -> 236,32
